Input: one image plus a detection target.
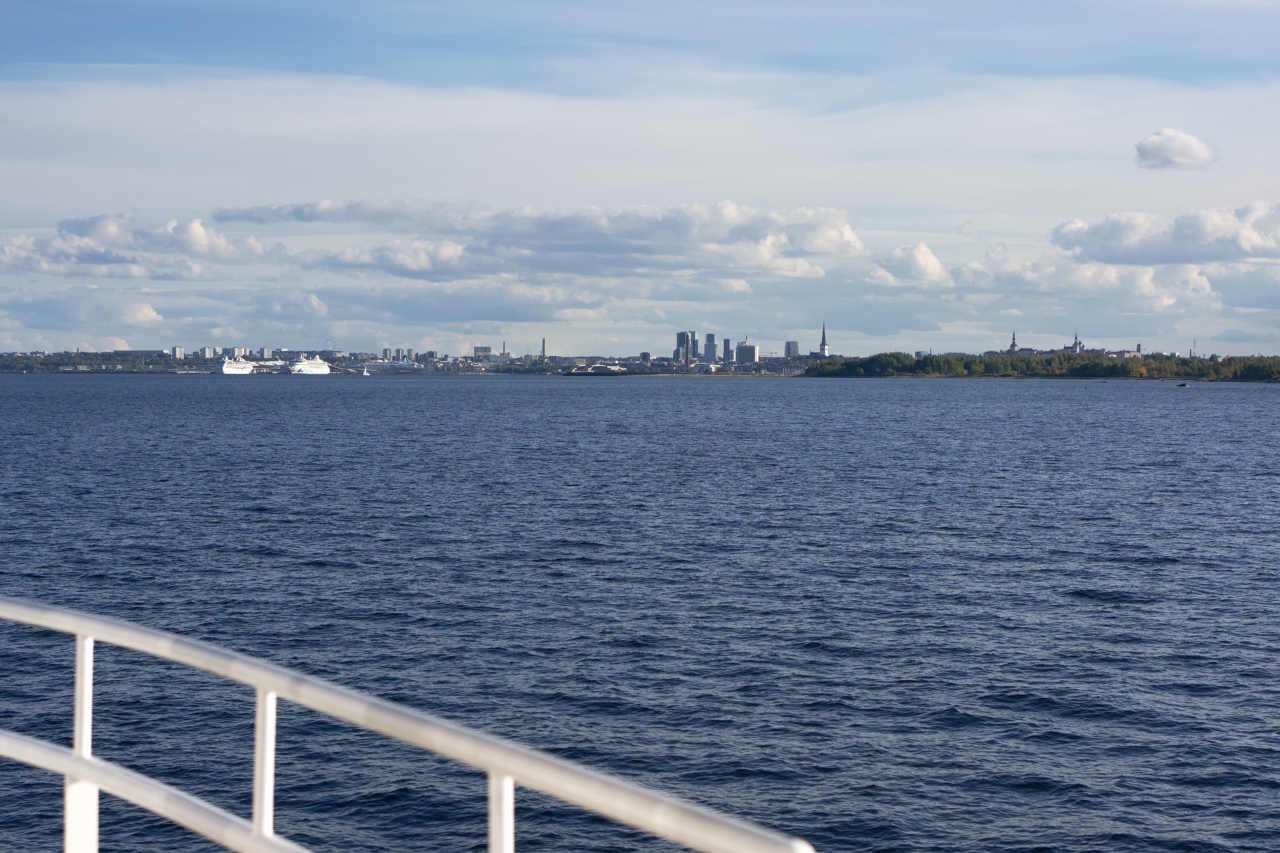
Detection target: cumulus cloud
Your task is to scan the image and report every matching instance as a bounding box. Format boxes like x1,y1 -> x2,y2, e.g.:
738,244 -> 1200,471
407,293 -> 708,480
6,195 -> 1271,354
873,242 -> 953,286
304,293 -> 328,316
957,243 -> 1221,315
1051,201 -> 1280,264
223,199 -> 863,281
0,213 -> 272,280
5,200 -> 866,289
1135,128 -> 1217,170
306,239 -> 467,278
122,303 -> 164,326
142,219 -> 265,259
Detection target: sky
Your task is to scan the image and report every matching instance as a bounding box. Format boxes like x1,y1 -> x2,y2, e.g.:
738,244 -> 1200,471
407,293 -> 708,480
3,1 -> 1280,357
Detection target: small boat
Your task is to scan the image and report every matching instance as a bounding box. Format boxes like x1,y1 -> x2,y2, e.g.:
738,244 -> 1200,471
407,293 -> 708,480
1177,382 -> 1190,387
362,365 -> 370,376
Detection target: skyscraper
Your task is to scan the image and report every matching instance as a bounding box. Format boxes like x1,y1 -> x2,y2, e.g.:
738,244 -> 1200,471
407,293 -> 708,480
723,339 -> 733,363
784,341 -> 800,359
674,330 -> 699,364
704,333 -> 717,362
736,337 -> 759,364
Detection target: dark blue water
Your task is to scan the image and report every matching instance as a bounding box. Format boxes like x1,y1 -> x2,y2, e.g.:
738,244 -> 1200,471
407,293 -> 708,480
2,374 -> 1279,852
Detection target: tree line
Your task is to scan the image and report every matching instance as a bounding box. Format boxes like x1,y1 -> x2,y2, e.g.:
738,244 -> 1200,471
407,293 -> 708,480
0,352 -> 203,372
804,352 -> 1280,381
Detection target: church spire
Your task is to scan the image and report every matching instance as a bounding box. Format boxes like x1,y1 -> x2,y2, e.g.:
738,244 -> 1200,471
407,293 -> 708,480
819,322 -> 829,357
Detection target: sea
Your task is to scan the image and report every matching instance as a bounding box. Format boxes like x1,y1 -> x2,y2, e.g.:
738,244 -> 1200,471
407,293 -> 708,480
1,373 -> 1278,853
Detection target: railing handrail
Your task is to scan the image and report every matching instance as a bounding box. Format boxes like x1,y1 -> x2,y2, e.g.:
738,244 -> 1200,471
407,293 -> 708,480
0,730 -> 309,853
0,596 -> 815,853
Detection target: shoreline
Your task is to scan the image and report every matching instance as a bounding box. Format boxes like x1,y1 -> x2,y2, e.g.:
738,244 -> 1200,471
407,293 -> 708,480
2,370 -> 1276,383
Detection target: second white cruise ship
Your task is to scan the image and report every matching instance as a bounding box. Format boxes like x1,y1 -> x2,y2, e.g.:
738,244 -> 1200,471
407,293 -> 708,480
218,357 -> 255,375
289,355 -> 331,375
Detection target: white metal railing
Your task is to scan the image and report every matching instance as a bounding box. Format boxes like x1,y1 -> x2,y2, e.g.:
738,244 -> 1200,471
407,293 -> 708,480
0,596 -> 816,853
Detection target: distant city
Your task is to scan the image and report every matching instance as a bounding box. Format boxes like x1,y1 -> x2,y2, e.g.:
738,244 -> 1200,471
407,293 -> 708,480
1,326 -> 841,375
0,328 -> 1211,375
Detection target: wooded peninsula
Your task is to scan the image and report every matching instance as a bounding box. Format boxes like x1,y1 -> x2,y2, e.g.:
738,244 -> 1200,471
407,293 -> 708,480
804,352 -> 1280,381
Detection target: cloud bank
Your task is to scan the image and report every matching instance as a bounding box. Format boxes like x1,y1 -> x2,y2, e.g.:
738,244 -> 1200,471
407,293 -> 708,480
1,198 -> 1278,355
215,200 -> 865,281
0,213 -> 271,280
1051,201 -> 1280,264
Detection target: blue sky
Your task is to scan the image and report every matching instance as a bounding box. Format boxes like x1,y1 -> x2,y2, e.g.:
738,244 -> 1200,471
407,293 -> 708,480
8,1 -> 1280,84
2,0 -> 1279,356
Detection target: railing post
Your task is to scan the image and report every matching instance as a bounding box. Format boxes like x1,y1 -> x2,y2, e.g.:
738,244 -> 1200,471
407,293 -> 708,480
252,689 -> 277,836
64,634 -> 98,853
488,772 -> 514,853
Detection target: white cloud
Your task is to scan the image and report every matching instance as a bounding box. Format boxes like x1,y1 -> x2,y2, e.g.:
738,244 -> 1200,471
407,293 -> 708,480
143,219 -> 264,259
873,242 -> 953,287
232,199 -> 863,283
1135,128 -> 1218,170
956,244 -> 1222,315
0,194 -> 1274,356
555,307 -> 607,321
1051,201 -> 1280,263
304,293 -> 328,316
122,302 -> 164,326
0,213 -> 272,280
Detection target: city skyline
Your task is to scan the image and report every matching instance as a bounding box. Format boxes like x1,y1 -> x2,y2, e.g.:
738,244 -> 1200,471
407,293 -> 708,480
0,326 -> 1220,362
3,3 -> 1280,357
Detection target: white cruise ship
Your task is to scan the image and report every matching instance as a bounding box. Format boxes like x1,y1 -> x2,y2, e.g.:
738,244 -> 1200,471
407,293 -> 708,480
289,355 -> 332,375
218,357 -> 255,375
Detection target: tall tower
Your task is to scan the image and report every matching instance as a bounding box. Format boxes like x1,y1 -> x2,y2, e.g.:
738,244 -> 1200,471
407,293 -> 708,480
819,323 -> 829,358
541,338 -> 546,361
1008,331 -> 1018,355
